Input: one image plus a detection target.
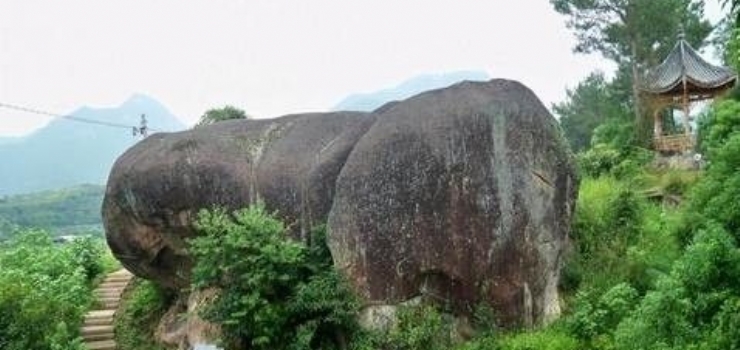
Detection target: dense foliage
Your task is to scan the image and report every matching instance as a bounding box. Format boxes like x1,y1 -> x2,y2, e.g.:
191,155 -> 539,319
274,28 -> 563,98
0,184 -> 104,239
115,279 -> 173,350
195,105 -> 249,127
0,230 -> 110,350
495,94 -> 740,350
551,0 -> 712,145
189,206 -> 359,350
553,72 -> 628,152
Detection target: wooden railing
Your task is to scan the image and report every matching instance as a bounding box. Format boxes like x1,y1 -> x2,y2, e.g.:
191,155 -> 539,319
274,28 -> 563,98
654,134 -> 695,153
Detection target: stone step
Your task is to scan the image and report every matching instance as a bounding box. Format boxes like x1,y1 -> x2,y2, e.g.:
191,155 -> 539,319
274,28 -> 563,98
96,291 -> 123,298
102,302 -> 120,309
86,310 -> 116,319
83,331 -> 114,342
82,269 -> 131,350
82,325 -> 114,337
99,282 -> 128,288
85,339 -> 117,350
85,316 -> 114,326
103,276 -> 131,283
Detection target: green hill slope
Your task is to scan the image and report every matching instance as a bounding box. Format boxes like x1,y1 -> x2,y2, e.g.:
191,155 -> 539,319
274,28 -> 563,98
0,184 -> 105,237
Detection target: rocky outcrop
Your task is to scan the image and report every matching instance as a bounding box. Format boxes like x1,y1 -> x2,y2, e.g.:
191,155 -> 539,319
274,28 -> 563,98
327,80 -> 577,326
103,79 -> 577,327
103,112 -> 373,288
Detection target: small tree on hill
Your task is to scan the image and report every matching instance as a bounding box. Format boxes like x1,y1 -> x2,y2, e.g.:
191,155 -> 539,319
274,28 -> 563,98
195,106 -> 249,127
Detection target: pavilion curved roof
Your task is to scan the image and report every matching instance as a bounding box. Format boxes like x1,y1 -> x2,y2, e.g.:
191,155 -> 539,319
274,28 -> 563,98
642,38 -> 737,97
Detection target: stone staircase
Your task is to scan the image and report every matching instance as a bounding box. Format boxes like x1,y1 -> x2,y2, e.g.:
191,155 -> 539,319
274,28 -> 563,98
82,269 -> 133,350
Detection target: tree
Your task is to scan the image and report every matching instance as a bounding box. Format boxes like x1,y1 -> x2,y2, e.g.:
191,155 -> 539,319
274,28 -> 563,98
554,72 -> 628,152
551,0 -> 713,145
723,0 -> 740,25
195,105 -> 249,127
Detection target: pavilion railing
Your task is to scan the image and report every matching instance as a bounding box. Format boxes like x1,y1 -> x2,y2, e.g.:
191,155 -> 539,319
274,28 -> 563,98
654,134 -> 695,153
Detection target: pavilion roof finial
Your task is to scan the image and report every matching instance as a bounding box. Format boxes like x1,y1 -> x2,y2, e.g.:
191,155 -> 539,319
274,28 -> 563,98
678,25 -> 686,41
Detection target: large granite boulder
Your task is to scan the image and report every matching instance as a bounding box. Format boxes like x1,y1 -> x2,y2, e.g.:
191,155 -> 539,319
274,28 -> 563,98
327,79 -> 578,326
103,112 -> 373,288
103,79 -> 578,329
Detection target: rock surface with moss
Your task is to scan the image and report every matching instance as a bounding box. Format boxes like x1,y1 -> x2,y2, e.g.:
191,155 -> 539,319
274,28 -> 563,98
103,112 -> 373,288
103,79 -> 578,327
328,79 -> 578,326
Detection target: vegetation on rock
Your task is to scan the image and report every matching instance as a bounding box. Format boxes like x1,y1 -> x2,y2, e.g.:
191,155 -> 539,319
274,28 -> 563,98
189,206 -> 359,350
115,279 -> 173,350
195,105 -> 249,127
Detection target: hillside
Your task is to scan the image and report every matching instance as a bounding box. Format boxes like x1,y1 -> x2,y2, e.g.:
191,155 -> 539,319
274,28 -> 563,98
333,70 -> 489,112
0,94 -> 185,196
0,184 -> 105,237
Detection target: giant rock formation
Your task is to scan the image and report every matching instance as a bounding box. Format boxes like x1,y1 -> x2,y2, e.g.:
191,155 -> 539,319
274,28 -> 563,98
103,79 -> 578,329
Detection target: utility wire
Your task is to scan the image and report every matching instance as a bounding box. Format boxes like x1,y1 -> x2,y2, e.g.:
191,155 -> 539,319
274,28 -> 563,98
0,101 -> 161,133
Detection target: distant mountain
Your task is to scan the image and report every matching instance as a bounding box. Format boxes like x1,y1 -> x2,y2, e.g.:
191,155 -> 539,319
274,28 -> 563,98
333,70 -> 490,112
0,137 -> 21,145
0,94 -> 185,195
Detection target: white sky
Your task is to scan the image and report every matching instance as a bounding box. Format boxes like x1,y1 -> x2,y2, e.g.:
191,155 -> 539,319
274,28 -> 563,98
0,0 -> 725,137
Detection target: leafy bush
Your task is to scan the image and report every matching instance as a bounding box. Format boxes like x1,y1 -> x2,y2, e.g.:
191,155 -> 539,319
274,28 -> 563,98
0,230 -> 107,350
577,144 -> 623,178
613,224 -> 740,350
577,143 -> 652,179
115,279 -> 172,350
189,205 -> 358,350
496,329 -> 578,350
385,305 -> 454,350
566,175 -> 681,294
687,133 -> 740,238
698,99 -> 740,157
565,283 -> 638,348
590,119 -> 635,151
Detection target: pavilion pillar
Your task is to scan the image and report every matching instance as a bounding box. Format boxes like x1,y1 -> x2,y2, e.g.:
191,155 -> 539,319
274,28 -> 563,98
653,108 -> 663,140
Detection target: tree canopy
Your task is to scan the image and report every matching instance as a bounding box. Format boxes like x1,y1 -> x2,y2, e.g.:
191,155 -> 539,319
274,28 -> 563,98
551,0 -> 713,145
551,0 -> 711,67
554,72 -> 629,152
195,105 -> 249,127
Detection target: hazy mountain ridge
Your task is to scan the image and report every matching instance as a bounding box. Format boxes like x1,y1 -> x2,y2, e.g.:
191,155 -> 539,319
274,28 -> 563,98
333,70 -> 490,112
0,94 -> 185,196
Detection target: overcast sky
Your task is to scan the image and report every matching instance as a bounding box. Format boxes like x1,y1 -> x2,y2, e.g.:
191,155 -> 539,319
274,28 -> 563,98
0,0 -> 725,137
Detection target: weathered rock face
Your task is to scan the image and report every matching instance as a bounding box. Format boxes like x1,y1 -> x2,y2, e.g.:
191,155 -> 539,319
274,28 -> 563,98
327,79 -> 578,326
103,79 -> 577,328
103,112 -> 373,288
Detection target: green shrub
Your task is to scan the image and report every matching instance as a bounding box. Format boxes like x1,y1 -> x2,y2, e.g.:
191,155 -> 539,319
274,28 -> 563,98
388,305 -> 454,350
349,305 -> 460,350
687,134 -> 740,238
578,144 -> 623,178
567,176 -> 681,294
614,224 -> 740,350
565,283 -> 638,348
698,99 -> 740,157
115,279 -> 172,350
496,329 -> 578,350
0,229 -> 107,350
189,205 -> 358,350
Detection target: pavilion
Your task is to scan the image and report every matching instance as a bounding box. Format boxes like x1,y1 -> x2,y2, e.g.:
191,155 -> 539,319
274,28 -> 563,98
642,34 -> 737,153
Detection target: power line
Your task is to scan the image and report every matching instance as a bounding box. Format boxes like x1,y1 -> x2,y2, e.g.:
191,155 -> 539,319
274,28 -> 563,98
0,101 -> 161,134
